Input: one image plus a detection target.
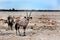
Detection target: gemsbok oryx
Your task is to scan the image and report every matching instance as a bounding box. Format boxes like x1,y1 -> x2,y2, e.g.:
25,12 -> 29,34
5,15 -> 14,30
15,11 -> 32,36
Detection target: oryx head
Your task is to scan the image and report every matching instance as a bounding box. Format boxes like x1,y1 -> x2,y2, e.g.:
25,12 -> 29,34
26,10 -> 32,20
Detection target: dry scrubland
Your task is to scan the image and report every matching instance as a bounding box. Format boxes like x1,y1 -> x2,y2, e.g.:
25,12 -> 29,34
0,12 -> 60,40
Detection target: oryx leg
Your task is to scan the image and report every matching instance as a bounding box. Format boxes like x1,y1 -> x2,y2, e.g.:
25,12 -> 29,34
15,24 -> 19,35
23,26 -> 26,36
15,24 -> 21,36
18,28 -> 21,36
15,28 -> 18,36
16,30 -> 18,35
6,25 -> 10,31
10,24 -> 13,30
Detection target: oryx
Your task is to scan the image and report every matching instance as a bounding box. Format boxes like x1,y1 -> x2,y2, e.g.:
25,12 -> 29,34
15,11 -> 32,36
5,15 -> 14,30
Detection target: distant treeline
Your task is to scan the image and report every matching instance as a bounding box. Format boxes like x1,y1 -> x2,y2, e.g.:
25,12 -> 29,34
0,8 -> 60,12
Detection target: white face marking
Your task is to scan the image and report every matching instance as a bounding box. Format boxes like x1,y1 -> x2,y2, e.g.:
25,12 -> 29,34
9,19 -> 12,22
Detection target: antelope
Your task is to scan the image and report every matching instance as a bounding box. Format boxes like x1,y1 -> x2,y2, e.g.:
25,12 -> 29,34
5,15 -> 14,30
15,11 -> 32,36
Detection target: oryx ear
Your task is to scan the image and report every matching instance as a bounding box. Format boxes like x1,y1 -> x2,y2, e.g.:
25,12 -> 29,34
30,17 -> 32,19
24,16 -> 26,18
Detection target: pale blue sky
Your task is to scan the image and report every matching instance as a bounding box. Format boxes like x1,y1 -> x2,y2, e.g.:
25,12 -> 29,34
0,0 -> 60,10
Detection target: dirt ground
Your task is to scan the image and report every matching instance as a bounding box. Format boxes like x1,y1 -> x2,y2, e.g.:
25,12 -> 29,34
0,12 -> 60,40
0,28 -> 60,40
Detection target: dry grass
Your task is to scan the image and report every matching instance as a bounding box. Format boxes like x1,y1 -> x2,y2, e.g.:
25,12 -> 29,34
0,14 -> 60,40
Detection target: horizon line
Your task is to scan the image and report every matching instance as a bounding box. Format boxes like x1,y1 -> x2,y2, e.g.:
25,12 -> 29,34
0,9 -> 60,12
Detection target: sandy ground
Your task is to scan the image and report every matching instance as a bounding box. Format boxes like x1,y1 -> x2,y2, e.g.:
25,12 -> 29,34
0,28 -> 60,40
0,12 -> 60,40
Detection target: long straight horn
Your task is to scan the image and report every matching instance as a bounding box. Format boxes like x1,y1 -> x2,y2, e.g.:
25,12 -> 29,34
26,10 -> 28,18
29,11 -> 32,18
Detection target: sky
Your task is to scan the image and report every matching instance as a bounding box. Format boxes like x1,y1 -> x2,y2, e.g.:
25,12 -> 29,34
0,0 -> 60,10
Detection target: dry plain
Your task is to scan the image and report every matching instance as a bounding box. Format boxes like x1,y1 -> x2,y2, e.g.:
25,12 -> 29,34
0,11 -> 60,40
